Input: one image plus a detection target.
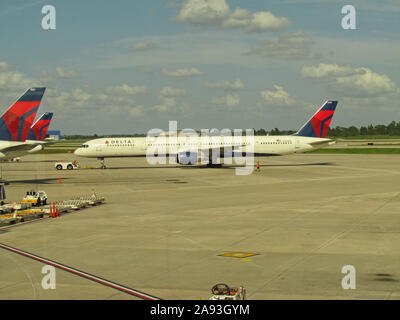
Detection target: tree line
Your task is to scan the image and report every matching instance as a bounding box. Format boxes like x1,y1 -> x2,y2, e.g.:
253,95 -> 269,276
62,121 -> 400,140
256,121 -> 400,137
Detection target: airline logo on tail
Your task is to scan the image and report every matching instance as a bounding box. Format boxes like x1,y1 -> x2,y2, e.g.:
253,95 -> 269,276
28,112 -> 54,141
295,101 -> 337,138
0,87 -> 46,141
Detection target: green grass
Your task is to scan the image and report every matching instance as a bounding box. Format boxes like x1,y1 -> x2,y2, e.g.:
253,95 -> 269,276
307,148 -> 400,154
36,148 -> 76,154
330,135 -> 400,140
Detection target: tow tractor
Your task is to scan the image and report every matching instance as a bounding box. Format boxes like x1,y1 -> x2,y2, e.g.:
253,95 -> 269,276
55,160 -> 79,170
22,190 -> 48,207
210,283 -> 246,300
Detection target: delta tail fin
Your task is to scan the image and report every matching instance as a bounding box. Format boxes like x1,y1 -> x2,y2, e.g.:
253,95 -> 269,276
28,112 -> 53,141
294,101 -> 337,138
0,87 -> 46,141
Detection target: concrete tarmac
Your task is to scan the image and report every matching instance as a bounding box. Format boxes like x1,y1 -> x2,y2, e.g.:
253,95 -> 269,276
0,153 -> 399,299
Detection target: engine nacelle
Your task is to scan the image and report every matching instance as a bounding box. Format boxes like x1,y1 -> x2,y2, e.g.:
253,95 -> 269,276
177,151 -> 198,165
28,145 -> 44,153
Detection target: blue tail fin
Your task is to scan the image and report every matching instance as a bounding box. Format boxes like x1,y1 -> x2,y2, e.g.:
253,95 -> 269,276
294,101 -> 337,138
0,87 -> 46,141
28,112 -> 54,141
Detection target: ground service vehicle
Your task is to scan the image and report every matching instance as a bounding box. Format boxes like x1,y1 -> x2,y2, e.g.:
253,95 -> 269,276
55,161 -> 79,170
210,283 -> 246,300
22,190 -> 48,206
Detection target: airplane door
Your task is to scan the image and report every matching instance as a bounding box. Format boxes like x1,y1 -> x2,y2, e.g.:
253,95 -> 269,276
141,140 -> 146,151
294,138 -> 300,151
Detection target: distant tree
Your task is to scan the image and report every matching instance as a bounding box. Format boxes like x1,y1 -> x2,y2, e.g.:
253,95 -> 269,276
348,126 -> 359,136
360,126 -> 368,135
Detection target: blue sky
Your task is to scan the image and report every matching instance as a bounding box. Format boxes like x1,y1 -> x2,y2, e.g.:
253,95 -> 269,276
0,0 -> 399,134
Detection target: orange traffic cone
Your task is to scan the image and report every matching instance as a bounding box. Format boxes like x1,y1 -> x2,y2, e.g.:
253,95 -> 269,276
59,177 -> 61,184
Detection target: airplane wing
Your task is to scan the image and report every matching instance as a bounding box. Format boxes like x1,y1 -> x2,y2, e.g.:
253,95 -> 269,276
0,143 -> 41,153
308,139 -> 334,146
41,140 -> 58,146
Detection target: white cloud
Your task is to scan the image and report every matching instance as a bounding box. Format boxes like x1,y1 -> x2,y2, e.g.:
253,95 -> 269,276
154,87 -> 188,112
248,31 -> 320,60
132,42 -> 156,51
211,93 -> 240,107
301,63 -> 364,79
161,67 -> 203,78
153,97 -> 178,112
177,0 -> 290,33
0,62 -> 36,91
55,67 -> 79,79
260,85 -> 295,105
204,79 -> 244,90
301,63 -> 398,97
0,61 -> 13,72
105,84 -> 147,95
160,86 -> 187,97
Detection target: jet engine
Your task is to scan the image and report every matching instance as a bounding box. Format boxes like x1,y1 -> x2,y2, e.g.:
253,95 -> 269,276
177,151 -> 198,165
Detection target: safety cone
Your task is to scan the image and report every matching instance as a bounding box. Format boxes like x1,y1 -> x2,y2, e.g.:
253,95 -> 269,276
59,177 -> 61,184
56,203 -> 59,217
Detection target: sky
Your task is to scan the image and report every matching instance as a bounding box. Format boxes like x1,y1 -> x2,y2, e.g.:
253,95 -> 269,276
0,0 -> 399,134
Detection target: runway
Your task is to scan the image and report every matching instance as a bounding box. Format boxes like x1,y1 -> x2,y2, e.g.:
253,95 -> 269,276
0,153 -> 399,299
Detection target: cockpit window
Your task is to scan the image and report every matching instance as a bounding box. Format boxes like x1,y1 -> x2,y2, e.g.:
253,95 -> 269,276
80,144 -> 89,148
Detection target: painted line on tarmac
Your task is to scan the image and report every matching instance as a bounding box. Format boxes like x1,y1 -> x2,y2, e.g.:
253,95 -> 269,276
0,242 -> 161,300
0,217 -> 48,231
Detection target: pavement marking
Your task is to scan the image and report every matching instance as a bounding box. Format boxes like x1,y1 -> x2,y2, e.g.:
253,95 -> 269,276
0,216 -> 48,231
219,252 -> 259,259
0,242 -> 161,300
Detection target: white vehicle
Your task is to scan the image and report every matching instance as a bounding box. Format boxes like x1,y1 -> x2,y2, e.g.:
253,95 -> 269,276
22,190 -> 48,206
74,101 -> 338,168
210,283 -> 246,300
55,161 -> 79,170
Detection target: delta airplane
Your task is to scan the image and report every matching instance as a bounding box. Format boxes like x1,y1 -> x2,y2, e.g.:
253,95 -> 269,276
26,112 -> 55,154
74,100 -> 338,168
2,112 -> 54,161
0,87 -> 47,160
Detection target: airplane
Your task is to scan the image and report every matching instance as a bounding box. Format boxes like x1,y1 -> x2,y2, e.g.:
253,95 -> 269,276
74,100 -> 338,169
26,112 -> 55,154
0,87 -> 46,160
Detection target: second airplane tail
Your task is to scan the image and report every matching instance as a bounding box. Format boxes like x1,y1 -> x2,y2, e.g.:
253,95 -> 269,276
28,112 -> 54,141
294,101 -> 338,138
0,87 -> 46,142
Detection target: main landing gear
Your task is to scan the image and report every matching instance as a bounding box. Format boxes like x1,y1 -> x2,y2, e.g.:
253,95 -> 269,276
206,157 -> 222,168
98,157 -> 106,169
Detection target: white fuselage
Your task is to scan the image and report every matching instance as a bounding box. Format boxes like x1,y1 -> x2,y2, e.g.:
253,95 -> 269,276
74,135 -> 333,159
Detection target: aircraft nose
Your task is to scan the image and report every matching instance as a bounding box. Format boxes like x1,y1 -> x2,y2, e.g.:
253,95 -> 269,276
74,148 -> 82,156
